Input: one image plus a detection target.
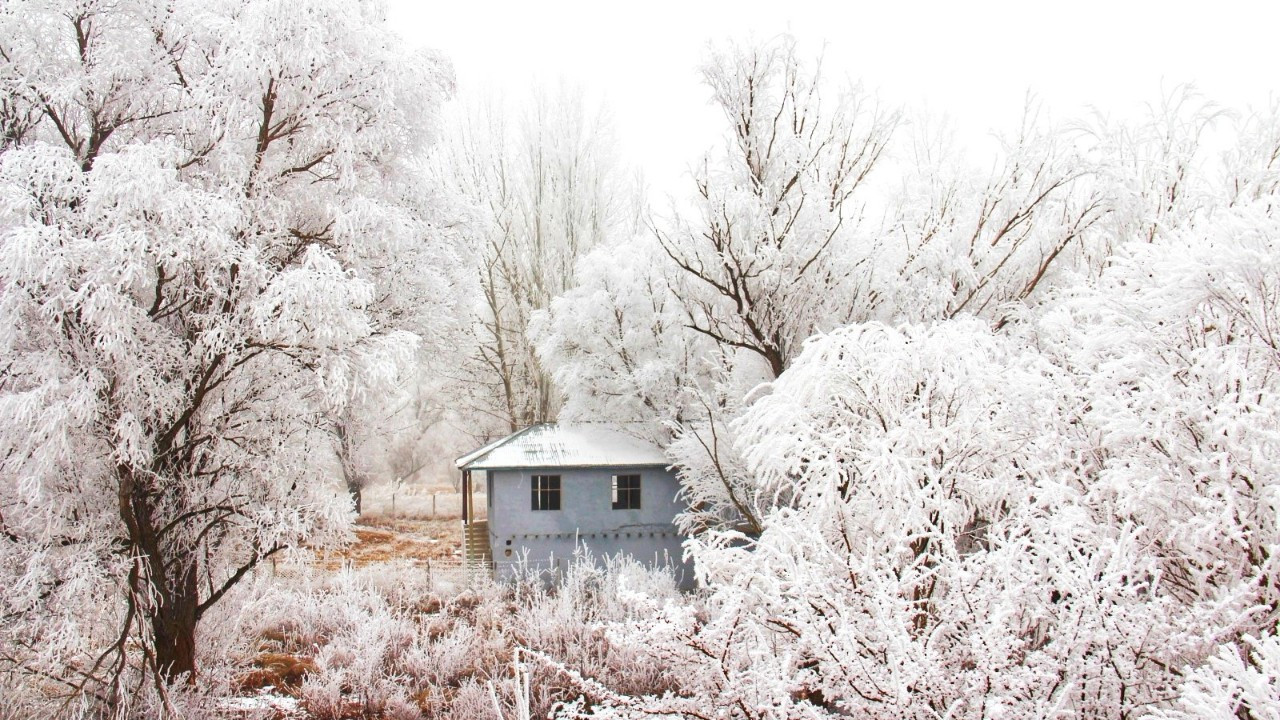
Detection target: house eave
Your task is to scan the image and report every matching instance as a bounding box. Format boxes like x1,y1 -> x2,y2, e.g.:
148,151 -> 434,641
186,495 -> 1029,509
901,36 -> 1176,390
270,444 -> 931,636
461,462 -> 673,472
455,425 -> 542,469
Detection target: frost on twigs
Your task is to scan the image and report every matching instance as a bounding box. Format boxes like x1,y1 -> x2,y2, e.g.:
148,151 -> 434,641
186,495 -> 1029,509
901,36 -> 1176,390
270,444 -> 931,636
534,45 -> 1280,719
0,0 -> 457,712
194,558 -> 684,720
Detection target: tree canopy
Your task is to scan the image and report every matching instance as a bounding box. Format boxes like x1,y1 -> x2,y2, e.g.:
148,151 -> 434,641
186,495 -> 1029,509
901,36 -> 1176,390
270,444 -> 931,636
0,0 -> 456,701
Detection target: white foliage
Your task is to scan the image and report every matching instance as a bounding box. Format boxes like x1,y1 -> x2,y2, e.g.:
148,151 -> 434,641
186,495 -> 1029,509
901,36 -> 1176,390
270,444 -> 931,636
539,81 -> 1280,719
437,87 -> 639,436
1156,632 -> 1280,720
0,0 -> 457,709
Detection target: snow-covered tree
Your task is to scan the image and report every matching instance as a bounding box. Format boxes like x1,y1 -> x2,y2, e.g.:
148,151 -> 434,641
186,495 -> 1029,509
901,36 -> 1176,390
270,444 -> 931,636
535,236 -> 715,438
557,101 -> 1280,720
880,108 -> 1108,326
438,88 -> 640,437
539,39 -> 1111,534
0,0 -> 454,705
539,37 -> 899,532
656,36 -> 897,380
649,321 -> 1093,719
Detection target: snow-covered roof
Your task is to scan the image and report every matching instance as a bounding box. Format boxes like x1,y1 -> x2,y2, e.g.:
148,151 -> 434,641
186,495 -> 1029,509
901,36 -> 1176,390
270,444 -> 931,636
456,423 -> 669,470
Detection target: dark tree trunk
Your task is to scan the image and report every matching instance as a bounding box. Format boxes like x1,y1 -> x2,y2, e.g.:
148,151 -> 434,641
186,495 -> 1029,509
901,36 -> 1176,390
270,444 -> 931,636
152,563 -> 199,682
348,479 -> 363,516
336,417 -> 364,516
117,462 -> 202,684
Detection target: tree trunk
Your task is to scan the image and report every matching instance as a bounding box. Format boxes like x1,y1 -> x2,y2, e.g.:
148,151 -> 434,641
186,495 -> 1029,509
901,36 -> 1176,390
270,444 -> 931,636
152,564 -> 199,682
118,462 -> 201,684
348,479 -> 363,516
336,415 -> 364,516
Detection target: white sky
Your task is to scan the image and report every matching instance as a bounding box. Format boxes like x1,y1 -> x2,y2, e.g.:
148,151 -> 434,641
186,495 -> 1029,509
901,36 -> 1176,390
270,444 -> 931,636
388,0 -> 1280,197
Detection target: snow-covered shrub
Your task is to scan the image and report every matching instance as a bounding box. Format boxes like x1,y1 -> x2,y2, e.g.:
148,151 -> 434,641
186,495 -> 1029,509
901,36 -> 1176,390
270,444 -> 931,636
571,203 -> 1280,717
1155,632 -> 1280,720
180,556 -> 689,719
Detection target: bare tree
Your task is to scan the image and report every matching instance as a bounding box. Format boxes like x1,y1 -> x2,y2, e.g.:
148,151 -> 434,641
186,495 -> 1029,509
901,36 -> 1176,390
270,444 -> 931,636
438,88 -> 641,436
541,39 -> 1111,535
656,37 -> 898,379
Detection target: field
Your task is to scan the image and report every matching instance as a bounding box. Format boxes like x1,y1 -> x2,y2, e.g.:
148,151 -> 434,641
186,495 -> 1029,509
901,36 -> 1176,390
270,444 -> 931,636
318,517 -> 460,567
329,482 -> 490,568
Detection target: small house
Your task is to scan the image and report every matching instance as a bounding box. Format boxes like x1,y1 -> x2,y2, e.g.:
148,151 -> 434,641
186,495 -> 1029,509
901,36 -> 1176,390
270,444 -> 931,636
456,423 -> 692,587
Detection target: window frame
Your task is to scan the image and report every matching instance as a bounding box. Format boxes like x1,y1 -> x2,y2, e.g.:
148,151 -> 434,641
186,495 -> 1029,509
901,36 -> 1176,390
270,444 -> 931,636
531,474 -> 561,511
611,473 -> 641,510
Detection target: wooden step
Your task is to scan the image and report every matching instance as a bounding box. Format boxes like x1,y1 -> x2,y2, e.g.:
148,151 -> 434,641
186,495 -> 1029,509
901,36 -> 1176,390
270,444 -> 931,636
462,520 -> 491,565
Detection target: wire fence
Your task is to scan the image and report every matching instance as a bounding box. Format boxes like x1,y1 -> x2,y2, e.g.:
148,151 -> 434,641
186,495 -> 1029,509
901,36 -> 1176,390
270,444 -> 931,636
359,490 -> 488,519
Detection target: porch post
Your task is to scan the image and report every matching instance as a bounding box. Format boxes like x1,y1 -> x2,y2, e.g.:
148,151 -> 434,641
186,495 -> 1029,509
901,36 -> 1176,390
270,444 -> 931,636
461,469 -> 470,524
468,469 -> 477,522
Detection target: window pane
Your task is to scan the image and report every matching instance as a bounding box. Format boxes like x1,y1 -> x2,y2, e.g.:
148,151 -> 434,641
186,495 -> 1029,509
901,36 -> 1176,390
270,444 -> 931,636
532,474 -> 561,511
612,474 -> 640,510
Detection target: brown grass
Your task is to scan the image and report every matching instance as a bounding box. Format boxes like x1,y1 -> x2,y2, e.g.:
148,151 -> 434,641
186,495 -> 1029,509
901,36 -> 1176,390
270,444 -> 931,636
236,652 -> 319,693
313,517 -> 462,570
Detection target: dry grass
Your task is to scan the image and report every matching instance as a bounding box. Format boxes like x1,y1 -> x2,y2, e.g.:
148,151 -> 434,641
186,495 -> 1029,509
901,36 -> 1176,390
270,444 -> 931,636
314,517 -> 462,571
236,652 -> 319,694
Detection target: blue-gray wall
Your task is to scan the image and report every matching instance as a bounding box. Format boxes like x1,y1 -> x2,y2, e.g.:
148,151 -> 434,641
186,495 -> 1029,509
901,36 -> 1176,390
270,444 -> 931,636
483,465 -> 692,588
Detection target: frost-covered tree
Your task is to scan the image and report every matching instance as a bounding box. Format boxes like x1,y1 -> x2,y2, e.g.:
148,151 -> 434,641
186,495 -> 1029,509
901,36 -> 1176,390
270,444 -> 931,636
0,0 -> 454,704
539,37 -> 898,532
536,236 -> 716,438
656,36 -> 897,380
540,39 -> 1111,534
557,102 -> 1280,720
438,88 -> 640,436
880,108 -> 1108,326
1036,197 -> 1280,711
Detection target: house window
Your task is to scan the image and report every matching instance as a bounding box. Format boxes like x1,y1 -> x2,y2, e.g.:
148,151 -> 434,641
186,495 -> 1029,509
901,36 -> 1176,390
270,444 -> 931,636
612,474 -> 641,510
531,474 -> 561,511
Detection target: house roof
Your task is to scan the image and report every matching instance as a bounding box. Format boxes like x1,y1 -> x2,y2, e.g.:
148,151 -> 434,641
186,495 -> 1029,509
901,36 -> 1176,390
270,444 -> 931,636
456,423 -> 670,471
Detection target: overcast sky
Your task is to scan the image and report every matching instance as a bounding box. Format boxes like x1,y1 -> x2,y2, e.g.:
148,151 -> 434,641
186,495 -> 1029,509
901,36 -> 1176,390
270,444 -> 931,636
388,0 -> 1279,197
